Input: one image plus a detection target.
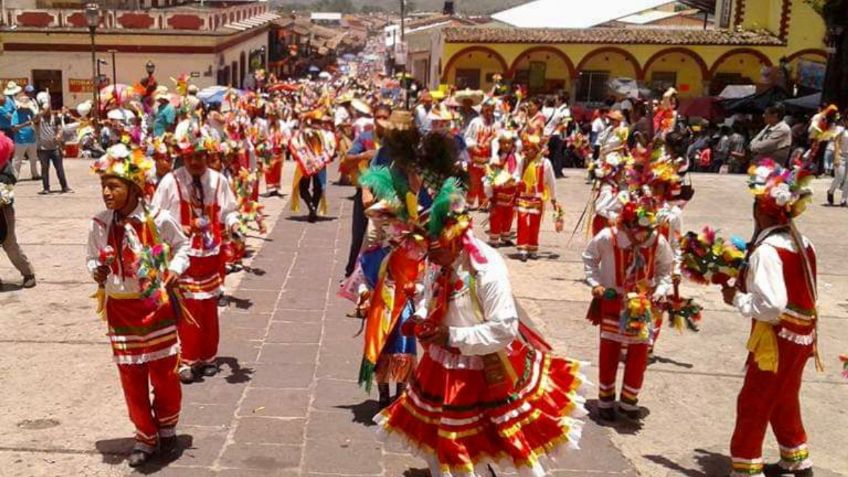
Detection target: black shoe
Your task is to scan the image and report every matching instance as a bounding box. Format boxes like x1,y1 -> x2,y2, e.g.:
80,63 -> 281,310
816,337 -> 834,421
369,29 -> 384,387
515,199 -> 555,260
201,363 -> 219,377
61,188 -> 74,194
307,210 -> 317,223
159,435 -> 179,454
127,449 -> 152,467
178,367 -> 195,384
598,407 -> 616,422
763,463 -> 813,477
519,253 -> 528,263
500,239 -> 515,247
827,192 -> 834,205
37,190 -> 50,195
22,275 -> 36,288
217,295 -> 228,307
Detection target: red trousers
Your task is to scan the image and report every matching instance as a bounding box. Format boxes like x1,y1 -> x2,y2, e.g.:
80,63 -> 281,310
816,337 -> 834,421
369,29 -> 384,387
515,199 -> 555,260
730,335 -> 812,474
467,164 -> 487,207
597,337 -> 649,410
489,204 -> 514,240
517,199 -> 543,252
118,354 -> 181,450
265,159 -> 282,191
179,297 -> 219,367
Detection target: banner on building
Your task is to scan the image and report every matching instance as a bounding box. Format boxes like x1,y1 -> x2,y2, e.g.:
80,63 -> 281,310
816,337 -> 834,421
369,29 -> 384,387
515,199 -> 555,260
0,78 -> 29,88
69,78 -> 95,93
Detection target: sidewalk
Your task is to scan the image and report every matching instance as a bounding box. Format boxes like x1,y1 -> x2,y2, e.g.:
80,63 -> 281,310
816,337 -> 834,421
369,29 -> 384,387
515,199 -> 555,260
143,181 -> 638,476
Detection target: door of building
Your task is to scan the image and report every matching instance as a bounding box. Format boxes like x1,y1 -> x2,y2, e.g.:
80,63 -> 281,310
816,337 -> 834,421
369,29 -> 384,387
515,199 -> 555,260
31,69 -> 63,109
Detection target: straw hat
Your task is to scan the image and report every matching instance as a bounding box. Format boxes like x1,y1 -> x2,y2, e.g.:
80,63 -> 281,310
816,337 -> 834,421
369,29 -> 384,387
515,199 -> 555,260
350,98 -> 372,116
377,110 -> 414,131
3,81 -> 22,96
454,89 -> 484,106
427,106 -> 456,122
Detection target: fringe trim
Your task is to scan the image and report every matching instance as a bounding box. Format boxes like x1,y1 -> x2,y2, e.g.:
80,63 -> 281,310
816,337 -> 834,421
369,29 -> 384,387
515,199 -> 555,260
375,354 -> 416,384
358,358 -> 376,394
114,344 -> 180,365
777,327 -> 815,346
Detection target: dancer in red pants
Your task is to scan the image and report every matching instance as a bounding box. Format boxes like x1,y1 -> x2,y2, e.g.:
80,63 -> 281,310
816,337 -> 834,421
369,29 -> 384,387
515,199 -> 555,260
153,136 -> 239,384
87,144 -> 190,466
463,99 -> 498,210
515,134 -> 559,261
722,161 -> 817,477
483,130 -> 521,246
583,198 -> 673,421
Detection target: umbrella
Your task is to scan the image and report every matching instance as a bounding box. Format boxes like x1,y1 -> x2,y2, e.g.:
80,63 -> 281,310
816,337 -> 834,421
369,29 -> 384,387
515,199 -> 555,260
318,71 -> 332,80
721,87 -> 789,115
197,85 -> 243,105
718,85 -> 756,99
678,97 -> 725,123
782,93 -> 821,113
308,65 -> 321,73
106,108 -> 135,122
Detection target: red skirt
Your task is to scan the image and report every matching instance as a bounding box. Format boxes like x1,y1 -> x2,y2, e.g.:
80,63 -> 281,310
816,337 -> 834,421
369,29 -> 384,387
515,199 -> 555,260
375,340 -> 587,477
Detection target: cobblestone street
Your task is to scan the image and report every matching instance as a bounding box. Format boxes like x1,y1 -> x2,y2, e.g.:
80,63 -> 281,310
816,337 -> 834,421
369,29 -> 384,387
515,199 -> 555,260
1,161 -> 845,476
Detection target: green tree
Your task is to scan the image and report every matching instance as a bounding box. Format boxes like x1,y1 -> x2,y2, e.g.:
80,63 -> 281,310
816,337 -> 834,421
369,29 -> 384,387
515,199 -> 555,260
805,0 -> 848,109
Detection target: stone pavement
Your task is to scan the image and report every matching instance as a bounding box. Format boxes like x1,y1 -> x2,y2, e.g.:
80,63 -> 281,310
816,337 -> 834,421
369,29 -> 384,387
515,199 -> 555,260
139,180 -> 637,476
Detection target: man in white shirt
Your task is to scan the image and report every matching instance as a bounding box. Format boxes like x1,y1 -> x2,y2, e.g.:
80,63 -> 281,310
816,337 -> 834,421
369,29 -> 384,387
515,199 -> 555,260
827,114 -> 848,206
414,91 -> 434,134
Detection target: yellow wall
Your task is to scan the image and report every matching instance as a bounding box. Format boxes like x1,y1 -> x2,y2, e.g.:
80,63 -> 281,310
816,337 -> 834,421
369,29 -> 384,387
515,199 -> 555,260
643,51 -> 706,97
444,49 -> 505,90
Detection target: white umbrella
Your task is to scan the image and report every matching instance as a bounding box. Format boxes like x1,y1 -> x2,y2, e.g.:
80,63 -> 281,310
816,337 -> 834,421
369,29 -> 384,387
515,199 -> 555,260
318,71 -> 332,80
106,108 -> 135,122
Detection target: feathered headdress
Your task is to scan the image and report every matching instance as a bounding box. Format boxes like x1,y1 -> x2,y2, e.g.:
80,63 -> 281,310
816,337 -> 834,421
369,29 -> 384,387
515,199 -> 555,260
748,159 -> 814,219
427,177 -> 470,245
618,195 -> 657,230
92,144 -> 154,189
170,73 -> 190,97
358,166 -> 418,223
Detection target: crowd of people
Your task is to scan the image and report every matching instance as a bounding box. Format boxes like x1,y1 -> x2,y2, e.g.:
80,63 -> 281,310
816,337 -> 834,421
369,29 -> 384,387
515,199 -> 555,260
0,42 -> 842,476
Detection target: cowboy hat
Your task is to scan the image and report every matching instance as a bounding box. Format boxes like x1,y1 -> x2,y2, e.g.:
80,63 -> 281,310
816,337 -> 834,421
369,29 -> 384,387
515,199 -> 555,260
3,81 -> 22,96
453,89 -> 484,106
427,106 -> 455,122
350,98 -> 372,116
377,110 -> 414,131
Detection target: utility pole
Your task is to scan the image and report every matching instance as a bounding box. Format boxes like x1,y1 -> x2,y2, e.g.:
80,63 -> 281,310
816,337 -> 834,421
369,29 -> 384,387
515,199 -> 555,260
400,0 -> 409,109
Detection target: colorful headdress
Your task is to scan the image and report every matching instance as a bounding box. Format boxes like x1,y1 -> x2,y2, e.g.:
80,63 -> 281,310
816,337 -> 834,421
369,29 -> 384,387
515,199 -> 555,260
92,144 -> 154,189
358,166 -> 419,224
427,177 -> 471,246
748,159 -> 813,219
618,196 -> 657,230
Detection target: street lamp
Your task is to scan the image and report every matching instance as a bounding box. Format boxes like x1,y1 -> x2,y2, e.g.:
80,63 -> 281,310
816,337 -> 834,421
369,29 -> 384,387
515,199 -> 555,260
84,2 -> 100,121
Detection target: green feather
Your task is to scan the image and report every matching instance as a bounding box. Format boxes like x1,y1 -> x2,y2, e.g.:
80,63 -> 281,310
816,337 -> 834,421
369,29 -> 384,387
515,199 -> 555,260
428,177 -> 460,238
359,166 -> 399,205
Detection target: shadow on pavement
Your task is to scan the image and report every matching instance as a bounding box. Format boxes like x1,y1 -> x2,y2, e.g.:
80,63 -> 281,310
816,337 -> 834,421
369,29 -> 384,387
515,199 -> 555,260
644,448 -> 730,477
586,399 -> 647,435
226,297 -> 254,310
403,469 -> 431,477
334,399 -> 380,427
648,354 -> 695,369
286,215 -> 337,223
217,356 -> 254,384
94,434 -> 193,474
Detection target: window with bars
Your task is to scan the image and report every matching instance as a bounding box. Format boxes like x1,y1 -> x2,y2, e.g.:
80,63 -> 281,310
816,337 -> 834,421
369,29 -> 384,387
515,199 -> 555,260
576,70 -> 610,104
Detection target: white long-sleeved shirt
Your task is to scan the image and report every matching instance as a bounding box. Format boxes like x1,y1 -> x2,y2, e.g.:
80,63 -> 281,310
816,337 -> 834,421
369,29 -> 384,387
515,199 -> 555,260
594,183 -> 623,222
86,204 -> 189,295
583,227 -> 674,299
463,116 -> 499,153
151,167 -> 239,256
733,226 -> 815,323
657,203 -> 683,275
433,239 -> 520,356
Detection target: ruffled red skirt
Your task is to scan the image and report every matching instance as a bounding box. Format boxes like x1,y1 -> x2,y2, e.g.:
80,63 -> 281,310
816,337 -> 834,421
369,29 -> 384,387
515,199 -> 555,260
375,340 -> 587,477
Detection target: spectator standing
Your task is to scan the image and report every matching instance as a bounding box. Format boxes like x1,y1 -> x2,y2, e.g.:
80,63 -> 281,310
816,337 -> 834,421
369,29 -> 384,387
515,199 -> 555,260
413,91 -> 434,134
749,105 -> 792,166
153,92 -> 176,137
11,95 -> 40,181
714,126 -> 732,173
34,92 -> 71,194
0,83 -> 17,139
591,109 -> 607,160
0,133 -> 36,289
729,125 -> 748,173
827,114 -> 848,206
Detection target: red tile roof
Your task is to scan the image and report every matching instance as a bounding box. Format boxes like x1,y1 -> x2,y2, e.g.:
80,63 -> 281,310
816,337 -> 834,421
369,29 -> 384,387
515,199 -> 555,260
443,26 -> 784,46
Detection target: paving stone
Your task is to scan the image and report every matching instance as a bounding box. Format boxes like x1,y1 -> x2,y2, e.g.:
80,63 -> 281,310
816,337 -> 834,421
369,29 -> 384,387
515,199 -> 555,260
311,378 -> 361,412
250,361 -> 316,389
221,312 -> 273,330
258,343 -> 319,365
218,443 -> 302,470
266,321 -> 323,344
381,453 -> 431,477
183,382 -> 246,406
315,347 -> 361,380
272,309 -> 325,323
132,465 -> 216,477
230,289 -> 281,313
306,410 -> 380,445
222,326 -> 267,342
239,388 -> 311,419
174,427 -> 228,467
303,439 -> 383,475
232,416 -> 306,445
216,338 -> 263,364
180,403 -> 235,428
278,289 -> 329,311
218,469 -> 300,477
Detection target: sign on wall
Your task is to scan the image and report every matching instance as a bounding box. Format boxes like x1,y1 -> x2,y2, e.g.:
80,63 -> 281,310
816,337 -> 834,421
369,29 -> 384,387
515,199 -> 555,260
69,78 -> 95,93
0,78 -> 29,88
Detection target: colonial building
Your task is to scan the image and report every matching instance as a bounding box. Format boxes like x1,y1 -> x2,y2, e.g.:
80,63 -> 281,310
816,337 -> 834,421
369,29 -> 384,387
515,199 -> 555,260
0,1 -> 277,107
439,0 -> 827,102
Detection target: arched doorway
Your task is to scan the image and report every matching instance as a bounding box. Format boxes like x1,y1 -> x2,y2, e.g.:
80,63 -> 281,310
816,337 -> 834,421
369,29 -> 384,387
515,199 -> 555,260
441,46 -> 508,91
575,47 -> 641,104
785,49 -> 827,92
642,48 -> 709,98
508,47 -> 574,96
708,48 -> 772,96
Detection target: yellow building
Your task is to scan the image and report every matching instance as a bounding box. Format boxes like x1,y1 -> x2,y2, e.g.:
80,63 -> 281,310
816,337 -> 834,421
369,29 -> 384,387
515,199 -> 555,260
440,0 -> 827,101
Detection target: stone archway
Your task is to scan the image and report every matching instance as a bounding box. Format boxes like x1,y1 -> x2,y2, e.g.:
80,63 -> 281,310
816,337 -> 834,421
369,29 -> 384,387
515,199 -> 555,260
508,46 -> 575,95
708,48 -> 773,95
441,46 -> 508,91
642,47 -> 709,97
